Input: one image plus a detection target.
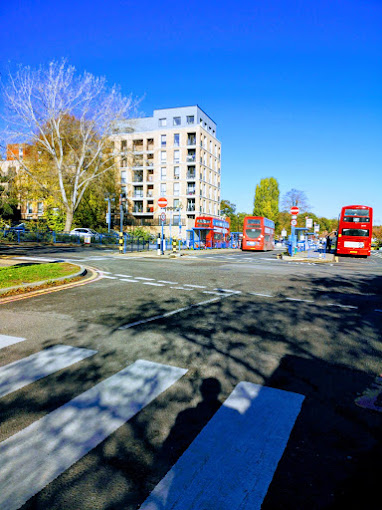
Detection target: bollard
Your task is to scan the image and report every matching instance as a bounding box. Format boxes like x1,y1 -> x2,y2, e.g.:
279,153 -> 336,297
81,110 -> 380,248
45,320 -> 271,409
162,234 -> 166,255
157,233 -> 161,256
119,232 -> 124,254
172,239 -> 177,254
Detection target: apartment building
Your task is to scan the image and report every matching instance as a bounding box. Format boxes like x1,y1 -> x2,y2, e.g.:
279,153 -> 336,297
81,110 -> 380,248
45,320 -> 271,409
111,105 -> 222,236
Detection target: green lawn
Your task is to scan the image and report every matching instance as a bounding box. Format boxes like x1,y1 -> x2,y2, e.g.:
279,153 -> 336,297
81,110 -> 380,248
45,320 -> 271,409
0,263 -> 80,289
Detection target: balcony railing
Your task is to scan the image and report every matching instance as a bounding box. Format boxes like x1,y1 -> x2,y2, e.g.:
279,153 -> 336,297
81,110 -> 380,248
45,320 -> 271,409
133,177 -> 144,183
186,155 -> 196,162
174,174 -> 180,180
187,206 -> 195,212
133,194 -> 144,199
187,189 -> 196,195
186,173 -> 196,179
132,209 -> 144,213
187,139 -> 196,146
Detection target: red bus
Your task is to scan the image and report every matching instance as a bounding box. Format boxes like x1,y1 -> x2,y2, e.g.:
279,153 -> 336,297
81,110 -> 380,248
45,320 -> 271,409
193,216 -> 230,248
336,205 -> 373,257
242,216 -> 275,251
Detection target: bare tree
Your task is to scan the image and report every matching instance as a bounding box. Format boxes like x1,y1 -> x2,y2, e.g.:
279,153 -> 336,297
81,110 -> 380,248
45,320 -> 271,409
1,59 -> 138,231
281,188 -> 310,212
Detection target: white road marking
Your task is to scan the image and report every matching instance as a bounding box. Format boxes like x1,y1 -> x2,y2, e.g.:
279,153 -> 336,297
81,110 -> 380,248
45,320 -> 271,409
158,280 -> 178,284
14,256 -> 61,262
286,298 -> 315,303
102,275 -> 117,279
326,303 -> 358,309
120,279 -> 140,283
250,292 -> 273,298
114,274 -> 132,278
135,277 -> 155,281
214,288 -> 242,294
140,382 -> 304,510
202,291 -> 222,295
183,284 -> 207,288
0,345 -> 96,398
170,287 -> 194,291
0,360 -> 187,510
0,335 -> 26,350
119,296 -> 227,330
142,282 -> 165,287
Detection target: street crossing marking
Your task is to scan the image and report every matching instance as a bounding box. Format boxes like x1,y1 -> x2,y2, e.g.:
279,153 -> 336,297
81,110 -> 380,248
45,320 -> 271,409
0,334 -> 26,350
183,284 -> 207,288
140,382 -> 304,510
250,292 -> 274,298
142,282 -> 165,287
0,359 -> 187,510
0,345 -> 97,398
102,275 -> 118,279
158,280 -> 178,284
135,277 -> 155,281
214,288 -> 242,294
170,286 -> 193,291
115,274 -> 132,278
120,279 -> 140,283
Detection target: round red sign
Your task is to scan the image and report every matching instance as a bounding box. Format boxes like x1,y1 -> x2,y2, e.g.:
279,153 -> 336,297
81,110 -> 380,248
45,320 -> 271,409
290,206 -> 299,215
158,197 -> 168,208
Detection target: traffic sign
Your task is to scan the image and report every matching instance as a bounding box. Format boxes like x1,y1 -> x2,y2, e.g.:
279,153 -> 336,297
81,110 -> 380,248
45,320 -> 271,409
160,212 -> 166,222
291,215 -> 297,220
291,219 -> 297,226
290,206 -> 299,215
158,197 -> 168,208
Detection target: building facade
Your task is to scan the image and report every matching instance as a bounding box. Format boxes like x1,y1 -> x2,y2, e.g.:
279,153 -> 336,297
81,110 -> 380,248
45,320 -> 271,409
111,105 -> 222,236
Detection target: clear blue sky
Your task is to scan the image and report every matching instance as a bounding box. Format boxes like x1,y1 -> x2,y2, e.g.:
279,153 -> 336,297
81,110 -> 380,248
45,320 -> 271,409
1,0 -> 381,223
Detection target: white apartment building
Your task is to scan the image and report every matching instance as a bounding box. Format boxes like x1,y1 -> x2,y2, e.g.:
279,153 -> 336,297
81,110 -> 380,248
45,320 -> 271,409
111,106 -> 222,236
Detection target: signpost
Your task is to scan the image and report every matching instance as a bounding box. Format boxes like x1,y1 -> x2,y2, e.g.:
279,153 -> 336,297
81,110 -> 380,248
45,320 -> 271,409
290,206 -> 299,255
158,198 -> 168,254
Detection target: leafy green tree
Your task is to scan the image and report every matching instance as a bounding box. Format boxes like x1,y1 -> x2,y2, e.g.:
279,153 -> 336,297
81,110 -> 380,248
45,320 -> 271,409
253,177 -> 280,226
220,200 -> 236,216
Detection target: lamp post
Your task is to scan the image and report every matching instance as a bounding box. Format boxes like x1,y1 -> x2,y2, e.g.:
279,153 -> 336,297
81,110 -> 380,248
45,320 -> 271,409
104,193 -> 115,233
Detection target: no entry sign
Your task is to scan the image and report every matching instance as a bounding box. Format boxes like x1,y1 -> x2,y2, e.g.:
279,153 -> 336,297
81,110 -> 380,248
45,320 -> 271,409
290,206 -> 299,215
158,197 -> 168,208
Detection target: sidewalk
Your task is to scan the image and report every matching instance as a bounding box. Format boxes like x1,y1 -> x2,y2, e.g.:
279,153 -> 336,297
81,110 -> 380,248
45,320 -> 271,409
281,251 -> 337,263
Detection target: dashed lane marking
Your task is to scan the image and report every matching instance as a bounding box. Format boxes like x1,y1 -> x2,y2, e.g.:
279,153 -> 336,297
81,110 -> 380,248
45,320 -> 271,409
140,382 -> 304,510
120,279 -> 140,283
0,335 -> 26,350
202,291 -> 222,295
183,284 -> 207,288
170,287 -> 194,291
286,297 -> 315,303
102,275 -> 118,279
135,277 -> 155,281
157,280 -> 178,284
214,288 -> 242,294
118,296 -> 230,330
0,360 -> 187,510
114,274 -> 132,278
0,345 -> 96,398
142,282 -> 165,287
250,292 -> 274,298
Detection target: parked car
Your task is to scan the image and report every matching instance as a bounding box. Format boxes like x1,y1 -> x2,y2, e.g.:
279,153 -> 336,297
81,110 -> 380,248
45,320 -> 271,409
69,228 -> 100,239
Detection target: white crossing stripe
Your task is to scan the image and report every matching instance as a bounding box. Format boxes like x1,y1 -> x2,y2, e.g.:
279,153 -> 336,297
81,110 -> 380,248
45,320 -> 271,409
0,360 -> 187,510
286,298 -> 315,303
120,279 -> 140,283
0,335 -> 26,350
115,274 -> 132,278
183,284 -> 207,288
135,277 -> 155,281
0,345 -> 97,398
14,256 -> 61,262
170,287 -> 193,291
202,291 -> 222,295
140,382 -> 304,510
214,288 -> 242,294
142,282 -> 165,287
250,292 -> 273,298
158,280 -> 178,284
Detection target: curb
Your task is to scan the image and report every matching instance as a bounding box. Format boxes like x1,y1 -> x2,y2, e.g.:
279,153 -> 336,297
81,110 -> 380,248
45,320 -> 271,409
0,264 -> 87,296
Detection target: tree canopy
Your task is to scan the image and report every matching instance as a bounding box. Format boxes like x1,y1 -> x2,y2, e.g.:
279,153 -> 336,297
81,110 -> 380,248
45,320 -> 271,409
281,188 -> 310,212
1,59 -> 138,231
253,177 -> 279,225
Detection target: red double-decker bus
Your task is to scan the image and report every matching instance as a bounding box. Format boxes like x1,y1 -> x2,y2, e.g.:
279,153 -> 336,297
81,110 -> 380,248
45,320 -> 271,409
336,205 -> 373,257
193,216 -> 230,248
242,216 -> 275,251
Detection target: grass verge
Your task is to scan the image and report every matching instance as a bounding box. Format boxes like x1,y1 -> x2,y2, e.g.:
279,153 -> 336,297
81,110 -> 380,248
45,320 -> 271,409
0,262 -> 81,289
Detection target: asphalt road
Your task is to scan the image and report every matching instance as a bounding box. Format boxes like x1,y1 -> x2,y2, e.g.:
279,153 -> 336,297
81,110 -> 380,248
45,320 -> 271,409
1,247 -> 382,510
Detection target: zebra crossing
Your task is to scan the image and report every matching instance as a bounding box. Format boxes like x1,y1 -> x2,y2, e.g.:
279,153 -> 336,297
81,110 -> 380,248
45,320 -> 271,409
0,336 -> 305,510
371,250 -> 382,259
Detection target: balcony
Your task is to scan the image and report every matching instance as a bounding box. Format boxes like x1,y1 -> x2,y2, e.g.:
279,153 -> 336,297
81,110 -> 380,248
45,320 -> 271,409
133,177 -> 144,183
186,172 -> 196,180
174,174 -> 180,180
186,155 -> 196,162
187,137 -> 196,146
187,189 -> 196,196
187,205 -> 195,212
147,174 -> 154,182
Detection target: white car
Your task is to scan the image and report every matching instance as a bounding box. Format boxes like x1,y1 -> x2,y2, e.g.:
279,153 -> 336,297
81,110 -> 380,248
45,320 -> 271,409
69,228 -> 99,239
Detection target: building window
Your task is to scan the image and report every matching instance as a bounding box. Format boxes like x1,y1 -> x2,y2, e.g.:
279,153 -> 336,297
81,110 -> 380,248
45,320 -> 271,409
160,183 -> 166,196
27,202 -> 33,214
159,118 -> 166,127
174,133 -> 180,146
174,150 -> 180,163
174,198 -> 180,208
160,151 -> 167,163
121,170 -> 127,184
173,182 -> 180,196
174,166 -> 180,179
187,115 -> 194,125
161,134 -> 166,147
173,116 -> 181,126
37,202 -> 43,214
161,167 -> 167,180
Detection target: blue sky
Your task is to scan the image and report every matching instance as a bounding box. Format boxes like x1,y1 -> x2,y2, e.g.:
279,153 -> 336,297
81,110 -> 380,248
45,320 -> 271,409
1,0 -> 381,223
